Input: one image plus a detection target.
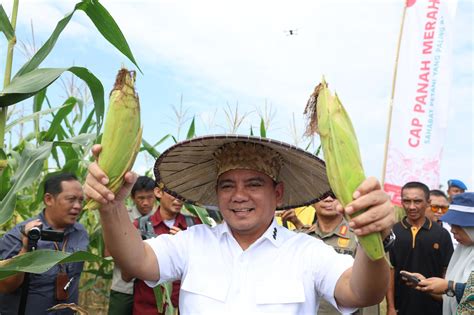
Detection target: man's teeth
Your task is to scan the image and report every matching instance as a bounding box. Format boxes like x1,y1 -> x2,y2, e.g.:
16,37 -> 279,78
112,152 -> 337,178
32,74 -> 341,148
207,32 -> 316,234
232,208 -> 253,212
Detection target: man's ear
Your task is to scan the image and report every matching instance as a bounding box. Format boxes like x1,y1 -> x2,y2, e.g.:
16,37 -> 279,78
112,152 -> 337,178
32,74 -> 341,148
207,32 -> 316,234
154,187 -> 163,199
44,193 -> 55,206
275,182 -> 284,207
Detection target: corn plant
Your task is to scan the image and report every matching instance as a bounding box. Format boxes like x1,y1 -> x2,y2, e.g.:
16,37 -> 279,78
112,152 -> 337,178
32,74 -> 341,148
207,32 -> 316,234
0,0 -> 140,313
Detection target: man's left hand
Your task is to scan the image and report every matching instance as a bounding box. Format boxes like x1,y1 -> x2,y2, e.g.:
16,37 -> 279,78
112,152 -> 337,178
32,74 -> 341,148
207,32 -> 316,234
169,226 -> 182,235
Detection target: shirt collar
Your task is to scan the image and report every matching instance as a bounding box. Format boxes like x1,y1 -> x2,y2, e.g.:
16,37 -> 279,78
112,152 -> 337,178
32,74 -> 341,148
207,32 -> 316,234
401,216 -> 432,230
217,218 -> 286,248
261,219 -> 286,247
150,208 -> 187,229
39,209 -> 79,235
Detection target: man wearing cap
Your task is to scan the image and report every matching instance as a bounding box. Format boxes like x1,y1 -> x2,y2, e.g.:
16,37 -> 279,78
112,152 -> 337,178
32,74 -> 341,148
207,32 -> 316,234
84,136 -> 395,314
447,179 -> 468,202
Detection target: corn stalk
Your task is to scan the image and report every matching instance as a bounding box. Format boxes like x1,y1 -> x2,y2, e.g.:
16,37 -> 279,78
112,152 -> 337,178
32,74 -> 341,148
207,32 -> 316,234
0,0 -> 19,168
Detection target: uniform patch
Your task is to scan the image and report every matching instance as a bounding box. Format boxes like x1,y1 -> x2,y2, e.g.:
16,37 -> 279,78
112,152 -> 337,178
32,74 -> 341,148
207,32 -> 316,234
433,242 -> 439,249
338,237 -> 350,248
339,225 -> 348,236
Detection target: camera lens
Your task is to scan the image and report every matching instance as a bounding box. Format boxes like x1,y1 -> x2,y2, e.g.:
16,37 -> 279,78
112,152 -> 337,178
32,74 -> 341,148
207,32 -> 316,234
28,227 -> 41,241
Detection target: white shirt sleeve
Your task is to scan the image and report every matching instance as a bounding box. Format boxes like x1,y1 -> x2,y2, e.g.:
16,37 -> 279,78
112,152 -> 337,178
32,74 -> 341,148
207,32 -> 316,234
311,241 -> 356,314
143,228 -> 189,288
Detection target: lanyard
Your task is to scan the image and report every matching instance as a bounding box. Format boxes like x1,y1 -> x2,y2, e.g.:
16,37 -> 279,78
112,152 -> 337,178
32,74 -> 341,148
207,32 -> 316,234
53,237 -> 68,252
53,237 -> 69,272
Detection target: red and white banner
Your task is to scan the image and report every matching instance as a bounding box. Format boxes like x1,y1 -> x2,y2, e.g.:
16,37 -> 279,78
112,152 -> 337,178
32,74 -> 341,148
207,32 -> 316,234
384,0 -> 458,205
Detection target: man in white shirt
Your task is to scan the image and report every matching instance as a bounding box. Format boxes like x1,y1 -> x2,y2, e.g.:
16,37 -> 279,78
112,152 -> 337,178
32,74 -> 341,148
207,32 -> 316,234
85,135 -> 395,315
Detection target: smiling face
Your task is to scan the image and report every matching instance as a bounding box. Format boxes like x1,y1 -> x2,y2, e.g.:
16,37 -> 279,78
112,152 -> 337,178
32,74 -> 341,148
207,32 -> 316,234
216,169 -> 284,243
44,180 -> 84,230
401,187 -> 428,225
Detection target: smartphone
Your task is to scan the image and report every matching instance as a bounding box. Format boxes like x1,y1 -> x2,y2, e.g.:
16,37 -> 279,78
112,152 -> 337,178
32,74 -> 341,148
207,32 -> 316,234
400,271 -> 420,284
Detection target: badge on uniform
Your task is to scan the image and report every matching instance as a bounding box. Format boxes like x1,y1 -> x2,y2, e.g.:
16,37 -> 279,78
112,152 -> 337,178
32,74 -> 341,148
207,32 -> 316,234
337,237 -> 350,248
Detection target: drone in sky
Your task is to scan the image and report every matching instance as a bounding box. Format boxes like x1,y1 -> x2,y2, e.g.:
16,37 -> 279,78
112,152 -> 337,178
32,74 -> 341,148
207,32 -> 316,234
284,29 -> 298,36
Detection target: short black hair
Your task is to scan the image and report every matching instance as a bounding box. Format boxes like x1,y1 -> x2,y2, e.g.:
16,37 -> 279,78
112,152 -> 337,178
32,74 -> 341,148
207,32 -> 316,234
44,173 -> 79,197
430,189 -> 448,200
402,181 -> 430,200
131,176 -> 156,197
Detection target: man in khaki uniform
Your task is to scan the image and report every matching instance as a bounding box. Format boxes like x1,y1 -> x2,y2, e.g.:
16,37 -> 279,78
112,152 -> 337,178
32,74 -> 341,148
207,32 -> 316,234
287,194 -> 378,315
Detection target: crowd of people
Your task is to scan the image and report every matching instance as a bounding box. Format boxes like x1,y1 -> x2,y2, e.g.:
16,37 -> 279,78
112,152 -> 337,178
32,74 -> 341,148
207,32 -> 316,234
0,135 -> 472,315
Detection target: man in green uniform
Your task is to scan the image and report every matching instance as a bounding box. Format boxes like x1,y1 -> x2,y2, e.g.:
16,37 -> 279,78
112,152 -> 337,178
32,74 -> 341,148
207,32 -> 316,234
286,194 -> 378,315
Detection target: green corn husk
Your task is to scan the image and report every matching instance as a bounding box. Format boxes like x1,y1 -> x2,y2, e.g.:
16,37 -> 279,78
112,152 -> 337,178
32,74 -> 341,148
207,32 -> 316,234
84,68 -> 143,210
304,77 -> 384,261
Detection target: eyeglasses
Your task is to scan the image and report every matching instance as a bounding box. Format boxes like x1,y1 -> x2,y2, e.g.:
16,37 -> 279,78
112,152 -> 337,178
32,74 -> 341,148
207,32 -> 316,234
430,205 -> 449,213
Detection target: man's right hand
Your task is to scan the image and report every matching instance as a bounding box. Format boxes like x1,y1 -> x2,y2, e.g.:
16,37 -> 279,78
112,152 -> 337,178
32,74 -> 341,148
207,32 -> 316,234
280,209 -> 304,230
84,144 -> 137,209
20,219 -> 43,250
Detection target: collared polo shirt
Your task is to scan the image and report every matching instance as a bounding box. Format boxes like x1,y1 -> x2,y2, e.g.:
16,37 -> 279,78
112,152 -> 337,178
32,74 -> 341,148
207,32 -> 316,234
145,219 -> 355,315
0,211 -> 89,315
390,217 -> 454,315
132,209 -> 200,315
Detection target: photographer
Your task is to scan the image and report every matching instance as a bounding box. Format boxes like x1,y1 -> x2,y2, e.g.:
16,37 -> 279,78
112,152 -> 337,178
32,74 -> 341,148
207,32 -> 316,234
0,173 -> 89,315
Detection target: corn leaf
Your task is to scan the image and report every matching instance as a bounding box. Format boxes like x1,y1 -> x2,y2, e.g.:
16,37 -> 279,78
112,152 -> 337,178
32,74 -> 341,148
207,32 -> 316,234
141,134 -> 172,158
183,204 -> 212,226
0,250 -> 102,280
186,117 -> 196,139
0,152 -> 11,200
41,98 -> 76,141
14,0 -> 140,78
0,4 -> 14,41
0,142 -> 53,225
141,138 -> 160,159
79,109 -> 96,135
154,134 -> 172,147
77,0 -> 142,73
6,104 -> 65,133
153,286 -> 165,313
259,118 -> 266,138
162,282 -> 175,315
0,67 -> 104,132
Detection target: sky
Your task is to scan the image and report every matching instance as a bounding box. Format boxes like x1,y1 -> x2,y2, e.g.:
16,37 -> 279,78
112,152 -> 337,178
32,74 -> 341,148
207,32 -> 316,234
1,0 -> 472,191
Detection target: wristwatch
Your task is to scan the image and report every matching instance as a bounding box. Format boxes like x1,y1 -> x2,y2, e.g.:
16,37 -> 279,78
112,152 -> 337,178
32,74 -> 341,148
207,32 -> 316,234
382,230 -> 396,252
445,280 -> 455,297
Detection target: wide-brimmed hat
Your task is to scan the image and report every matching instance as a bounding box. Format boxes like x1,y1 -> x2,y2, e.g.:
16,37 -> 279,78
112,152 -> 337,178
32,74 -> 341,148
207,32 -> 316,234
441,192 -> 474,227
153,135 -> 331,210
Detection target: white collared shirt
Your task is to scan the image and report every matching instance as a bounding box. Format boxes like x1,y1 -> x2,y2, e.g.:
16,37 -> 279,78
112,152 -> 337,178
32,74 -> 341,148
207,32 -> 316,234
145,219 -> 354,315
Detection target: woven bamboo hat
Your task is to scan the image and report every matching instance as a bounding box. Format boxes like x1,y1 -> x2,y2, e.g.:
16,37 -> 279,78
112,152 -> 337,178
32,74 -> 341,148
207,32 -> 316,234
154,135 -> 331,210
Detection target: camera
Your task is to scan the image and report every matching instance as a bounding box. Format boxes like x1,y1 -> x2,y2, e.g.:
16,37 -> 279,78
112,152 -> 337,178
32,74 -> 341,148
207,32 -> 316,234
27,227 -> 64,242
21,225 -> 65,251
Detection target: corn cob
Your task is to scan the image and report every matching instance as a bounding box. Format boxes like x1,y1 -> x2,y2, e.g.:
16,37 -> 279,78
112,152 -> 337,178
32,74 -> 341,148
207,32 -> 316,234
84,68 -> 142,210
304,78 -> 384,260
